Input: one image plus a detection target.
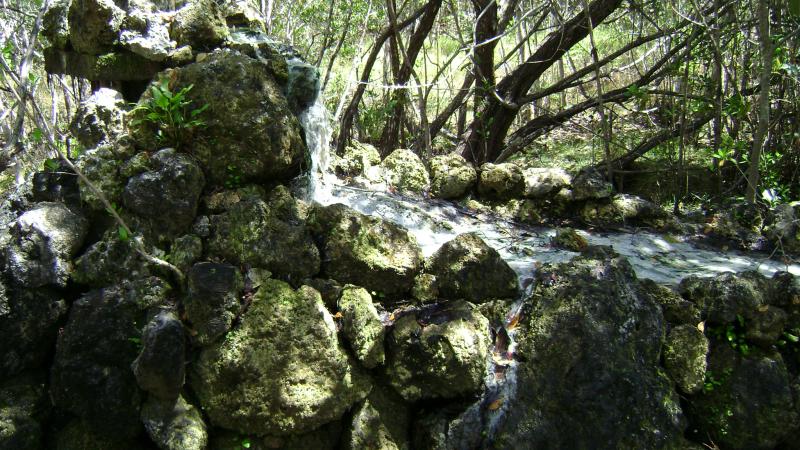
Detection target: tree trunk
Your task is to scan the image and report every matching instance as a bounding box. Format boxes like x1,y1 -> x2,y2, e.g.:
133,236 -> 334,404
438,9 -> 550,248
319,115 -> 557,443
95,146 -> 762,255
745,0 -> 772,203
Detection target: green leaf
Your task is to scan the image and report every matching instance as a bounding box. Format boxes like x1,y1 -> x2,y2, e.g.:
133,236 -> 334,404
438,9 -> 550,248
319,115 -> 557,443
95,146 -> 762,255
241,438 -> 251,449
790,0 -> 800,16
118,226 -> 129,241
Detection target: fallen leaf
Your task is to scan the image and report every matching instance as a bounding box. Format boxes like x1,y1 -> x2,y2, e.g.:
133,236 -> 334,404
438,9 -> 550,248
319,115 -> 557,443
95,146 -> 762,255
488,397 -> 504,411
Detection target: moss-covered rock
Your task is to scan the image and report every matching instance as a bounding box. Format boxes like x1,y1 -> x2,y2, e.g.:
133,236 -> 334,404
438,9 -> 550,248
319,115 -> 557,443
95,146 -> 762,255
54,419 -> 143,450
551,227 -> 588,252
67,0 -> 124,55
141,395 -> 208,450
339,285 -> 385,369
75,145 -> 127,211
0,373 -> 48,450
679,271 -> 770,325
571,167 -> 613,200
311,203 -> 423,298
41,0 -> 70,50
429,153 -> 477,199
411,273 -> 438,304
426,232 -> 519,303
384,301 -> 490,402
477,163 -> 524,200
184,262 -> 244,346
379,149 -> 431,195
342,385 -> 411,450
663,324 -> 708,394
132,310 -> 186,401
522,167 -> 571,198
582,193 -> 674,229
745,305 -> 788,347
765,202 -> 800,254
335,141 -> 381,178
637,278 -> 701,326
190,279 -> 371,436
170,0 -> 229,51
71,230 -> 151,287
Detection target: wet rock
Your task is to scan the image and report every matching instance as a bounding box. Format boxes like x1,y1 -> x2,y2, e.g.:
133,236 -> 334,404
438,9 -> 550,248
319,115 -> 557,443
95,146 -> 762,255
426,232 -> 519,303
637,278 -> 701,326
0,374 -> 48,450
550,227 -> 588,252
286,58 -> 320,112
379,149 -> 431,195
4,202 -> 88,288
71,231 -> 150,287
339,285 -> 385,369
384,301 -> 490,402
336,141 -> 381,178
703,202 -> 765,251
207,189 -> 320,282
170,0 -> 229,51
745,305 -> 788,347
133,50 -> 305,186
429,153 -> 477,200
679,271 -> 770,325
765,201 -> 800,254
0,282 -> 67,378
688,345 -> 799,449
190,279 -> 371,435
492,250 -> 687,448
50,277 -> 171,439
522,167 -> 571,198
123,148 -> 205,243
311,203 -> 423,298
571,167 -> 613,200
141,395 -> 207,450
582,193 -> 673,229
184,262 -> 243,346
342,385 -> 410,450
477,163 -> 524,200
663,324 -> 708,394
132,310 -> 185,401
68,0 -> 125,54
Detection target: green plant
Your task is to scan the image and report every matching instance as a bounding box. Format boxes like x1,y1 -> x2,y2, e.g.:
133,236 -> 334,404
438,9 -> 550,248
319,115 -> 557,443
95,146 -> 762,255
224,164 -> 242,189
131,77 -> 208,150
708,315 -> 751,356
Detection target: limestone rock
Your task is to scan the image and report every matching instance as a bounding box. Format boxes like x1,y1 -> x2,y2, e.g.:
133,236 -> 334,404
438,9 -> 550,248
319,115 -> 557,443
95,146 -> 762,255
4,202 -> 88,288
336,141 -> 381,178
311,203 -> 423,298
75,145 -> 127,211
286,58 -> 320,112
166,234 -> 202,273
184,262 -> 243,346
170,0 -> 229,51
71,230 -> 150,287
54,419 -> 143,450
385,301 -> 490,402
745,305 -> 788,347
190,280 -> 371,435
679,271 -> 770,325
221,0 -> 266,31
132,310 -> 186,400
141,395 -> 208,450
477,163 -> 525,199
765,202 -> 800,254
380,149 -> 431,195
522,167 -> 571,198
582,193 -> 673,229
41,0 -> 70,50
663,324 -> 709,394
551,227 -> 588,252
339,285 -> 385,369
120,3 -> 176,62
426,232 -> 519,303
68,0 -> 125,55
637,279 -> 701,326
342,386 -> 411,450
429,153 -> 477,199
571,167 -> 613,200
123,148 -> 205,243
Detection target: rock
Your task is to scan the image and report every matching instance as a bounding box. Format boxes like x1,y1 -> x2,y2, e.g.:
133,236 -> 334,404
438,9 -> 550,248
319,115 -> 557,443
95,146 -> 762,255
679,271 -> 770,325
551,227 -> 588,252
703,202 -> 765,251
4,202 -> 88,288
769,271 -> 800,307
132,310 -> 186,401
41,0 -> 70,50
184,262 -> 244,346
411,273 -> 438,304
582,193 -> 673,229
166,234 -> 202,273
427,154 -> 475,200
221,0 -> 266,30
43,48 -> 165,83
571,167 -> 613,200
0,282 -> 67,378
663,324 -> 709,394
379,149 -> 431,195
71,230 -> 150,287
0,374 -> 48,450
286,58 -> 320,112
68,0 -> 125,54
491,250 -> 687,448
54,419 -> 143,450
477,163 -> 525,199
122,148 -> 205,243
384,301 -> 490,402
342,386 -> 411,450
50,277 -> 171,439
765,202 -> 800,254
745,305 -> 788,347
74,145 -> 128,211
311,203 -> 423,298
336,141 -> 381,178
637,279 -> 701,326
31,166 -> 81,206
170,0 -> 229,51
207,189 -> 320,283
688,345 -> 799,449
426,232 -> 519,303
133,50 -> 305,186
339,285 -> 385,369
522,167 -> 571,198
302,278 -> 342,312
119,4 -> 176,62
141,395 -> 208,450
190,279 -> 371,435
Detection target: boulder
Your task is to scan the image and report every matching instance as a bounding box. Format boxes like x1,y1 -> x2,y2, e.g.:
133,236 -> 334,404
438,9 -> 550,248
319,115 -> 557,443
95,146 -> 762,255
31,165 -> 81,206
384,301 -> 490,402
166,234 -> 203,273
379,149 -> 431,195
679,271 -> 770,325
550,227 -> 588,252
170,0 -> 229,51
765,202 -> 800,254
336,141 -> 381,178
582,193 -> 673,229
50,277 -> 171,439
0,374 -> 48,450
286,58 -> 320,112
41,0 -> 70,50
190,280 -> 371,435
141,395 -> 208,450
745,305 -> 788,347
4,202 -> 88,288
426,232 -> 519,303
132,310 -> 186,400
342,386 -> 411,450
70,87 -> 126,149
74,145 -> 128,211
123,148 -> 205,243
207,188 -> 320,283
0,281 -> 67,378
221,0 -> 266,30
133,50 -> 306,187
522,167 -> 571,198
67,0 -> 125,55
184,262 -> 244,346
663,324 -> 709,394
71,231 -> 151,287
54,419 -> 143,450
490,249 -> 687,448
119,2 -> 176,62
477,163 -> 525,199
429,153 -> 477,199
571,167 -> 613,200
311,203 -> 423,298
339,286 -> 385,369
637,278 -> 701,326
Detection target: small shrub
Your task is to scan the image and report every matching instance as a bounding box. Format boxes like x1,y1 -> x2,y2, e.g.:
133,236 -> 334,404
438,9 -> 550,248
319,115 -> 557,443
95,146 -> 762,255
131,77 -> 208,150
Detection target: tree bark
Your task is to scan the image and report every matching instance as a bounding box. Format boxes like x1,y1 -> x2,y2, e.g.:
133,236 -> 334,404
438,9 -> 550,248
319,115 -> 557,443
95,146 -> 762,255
745,0 -> 772,203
